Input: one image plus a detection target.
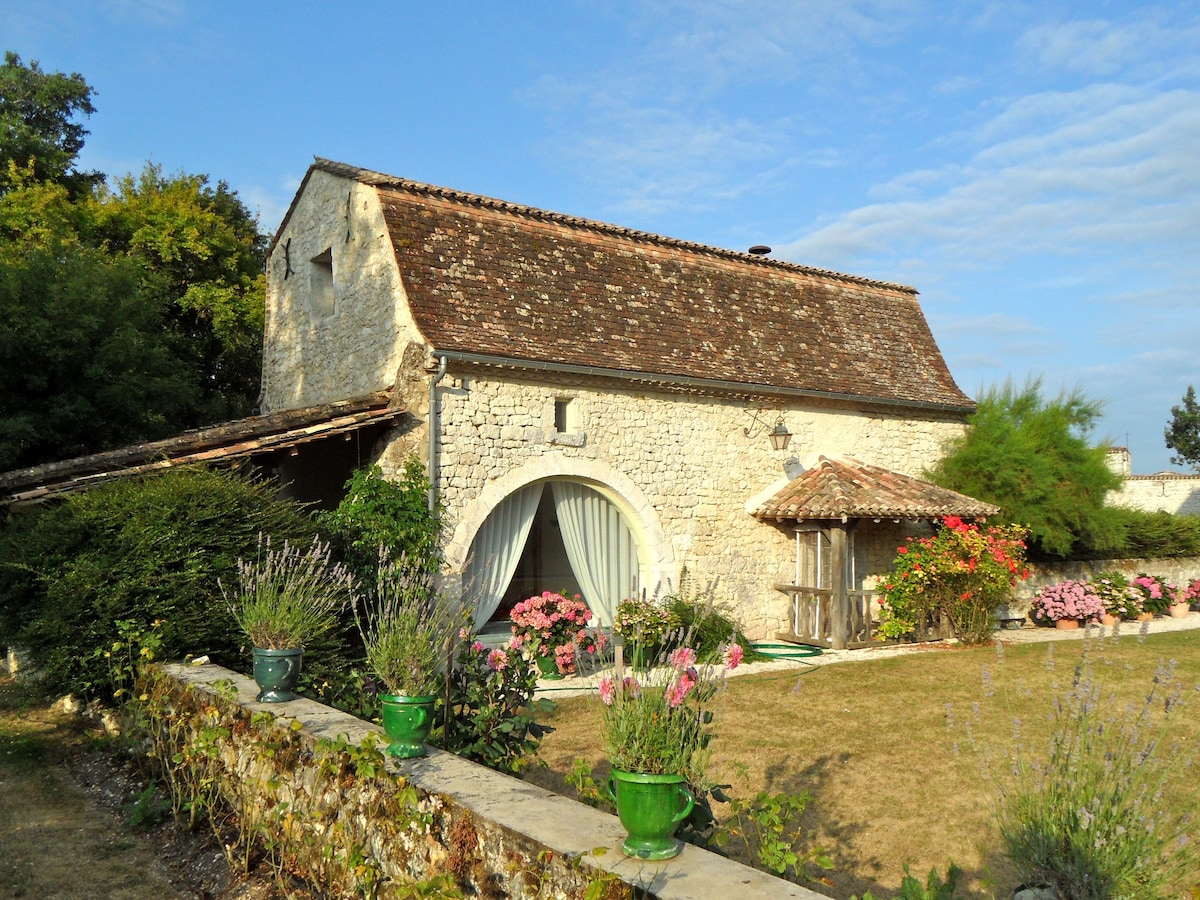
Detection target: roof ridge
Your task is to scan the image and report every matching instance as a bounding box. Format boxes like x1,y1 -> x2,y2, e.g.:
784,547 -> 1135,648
312,157 -> 917,295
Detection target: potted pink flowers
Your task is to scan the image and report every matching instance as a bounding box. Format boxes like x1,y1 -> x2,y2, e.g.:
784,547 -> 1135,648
597,643 -> 743,859
1029,579 -> 1104,629
509,590 -> 598,679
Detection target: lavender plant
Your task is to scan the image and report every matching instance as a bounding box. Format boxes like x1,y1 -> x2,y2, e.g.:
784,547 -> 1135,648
222,535 -> 353,650
988,638 -> 1200,899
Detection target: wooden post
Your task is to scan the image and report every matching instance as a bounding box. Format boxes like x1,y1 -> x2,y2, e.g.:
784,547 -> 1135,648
830,522 -> 848,650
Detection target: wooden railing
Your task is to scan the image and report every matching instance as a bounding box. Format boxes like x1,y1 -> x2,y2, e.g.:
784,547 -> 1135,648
774,584 -> 884,649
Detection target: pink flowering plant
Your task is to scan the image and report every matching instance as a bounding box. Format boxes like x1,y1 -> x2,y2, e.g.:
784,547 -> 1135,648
597,642 -> 744,780
509,590 -> 599,675
1028,579 -> 1104,624
441,630 -> 550,773
877,517 -> 1029,645
1185,578 -> 1200,608
1130,574 -> 1178,615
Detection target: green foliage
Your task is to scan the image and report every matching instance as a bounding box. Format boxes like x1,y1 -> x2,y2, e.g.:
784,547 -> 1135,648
0,466 -> 316,698
124,783 -> 171,830
896,864 -> 966,900
89,164 -> 266,424
0,52 -> 100,196
0,189 -> 194,467
660,570 -> 759,660
1106,508 -> 1200,560
222,536 -> 354,650
440,636 -> 552,773
988,643 -> 1200,899
1164,385 -> 1200,471
0,62 -> 267,469
320,460 -> 442,583
713,788 -> 834,883
927,379 -> 1124,558
877,517 -> 1028,644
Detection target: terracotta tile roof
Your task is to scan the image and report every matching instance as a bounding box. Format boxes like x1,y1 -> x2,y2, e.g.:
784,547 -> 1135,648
1,393 -> 404,506
303,159 -> 974,413
752,457 -> 999,521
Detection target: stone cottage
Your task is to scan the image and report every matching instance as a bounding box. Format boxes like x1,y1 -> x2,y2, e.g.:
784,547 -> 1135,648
260,158 -> 992,645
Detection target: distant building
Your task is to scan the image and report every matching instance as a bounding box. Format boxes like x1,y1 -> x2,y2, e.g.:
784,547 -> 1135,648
1106,447 -> 1200,516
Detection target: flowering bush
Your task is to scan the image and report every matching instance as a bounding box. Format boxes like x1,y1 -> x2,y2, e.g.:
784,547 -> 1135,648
1185,578 -> 1200,607
1130,574 -> 1178,615
1028,580 -> 1104,624
614,595 -> 681,644
440,632 -> 550,774
597,642 -> 743,781
1089,571 -> 1142,620
877,517 -> 1029,645
509,590 -> 598,675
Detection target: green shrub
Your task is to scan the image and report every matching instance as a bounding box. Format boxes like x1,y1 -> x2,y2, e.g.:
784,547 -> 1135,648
439,635 -> 551,774
1107,508 -> 1200,560
658,569 -> 758,661
318,459 -> 441,584
0,466 -> 317,698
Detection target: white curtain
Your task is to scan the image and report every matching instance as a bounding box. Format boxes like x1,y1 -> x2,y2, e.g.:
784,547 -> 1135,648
552,481 -> 640,626
464,483 -> 544,627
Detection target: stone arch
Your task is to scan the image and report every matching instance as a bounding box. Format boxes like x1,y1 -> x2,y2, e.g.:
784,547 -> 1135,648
444,455 -> 674,595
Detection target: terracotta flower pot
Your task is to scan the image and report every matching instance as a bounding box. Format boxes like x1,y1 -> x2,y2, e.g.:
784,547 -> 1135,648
1054,618 -> 1081,630
1100,613 -> 1120,627
1168,602 -> 1191,619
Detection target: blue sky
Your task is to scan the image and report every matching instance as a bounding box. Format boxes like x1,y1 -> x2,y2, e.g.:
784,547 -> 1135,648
7,0 -> 1198,474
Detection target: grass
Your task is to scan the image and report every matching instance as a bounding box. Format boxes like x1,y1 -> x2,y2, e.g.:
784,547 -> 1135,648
524,629 -> 1200,899
0,674 -> 185,899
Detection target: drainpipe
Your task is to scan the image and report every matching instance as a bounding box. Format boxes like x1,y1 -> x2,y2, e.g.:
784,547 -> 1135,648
428,353 -> 448,514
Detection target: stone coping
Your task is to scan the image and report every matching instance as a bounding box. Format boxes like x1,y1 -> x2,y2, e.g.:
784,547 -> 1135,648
161,663 -> 830,900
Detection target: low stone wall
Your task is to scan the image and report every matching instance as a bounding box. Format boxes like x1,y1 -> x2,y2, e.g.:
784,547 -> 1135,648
1005,557 -> 1200,617
154,663 -> 827,900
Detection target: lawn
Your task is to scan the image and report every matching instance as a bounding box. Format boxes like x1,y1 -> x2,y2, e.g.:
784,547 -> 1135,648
524,629 -> 1200,899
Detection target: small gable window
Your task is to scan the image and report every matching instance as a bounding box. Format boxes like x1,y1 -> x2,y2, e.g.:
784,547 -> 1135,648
310,248 -> 335,318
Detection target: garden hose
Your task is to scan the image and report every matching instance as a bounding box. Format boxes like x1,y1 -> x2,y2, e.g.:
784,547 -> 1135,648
748,642 -> 824,661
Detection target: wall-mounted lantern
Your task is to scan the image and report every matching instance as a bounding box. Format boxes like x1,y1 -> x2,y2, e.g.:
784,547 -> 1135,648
769,418 -> 792,451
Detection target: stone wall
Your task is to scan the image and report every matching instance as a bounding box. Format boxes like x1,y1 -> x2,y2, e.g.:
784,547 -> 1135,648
152,662 -> 825,900
1007,556 -> 1200,616
261,170 -> 416,412
378,368 -> 963,639
1110,475 -> 1200,516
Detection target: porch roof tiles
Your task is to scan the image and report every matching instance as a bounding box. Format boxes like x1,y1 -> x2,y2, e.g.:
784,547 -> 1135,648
752,457 -> 1000,521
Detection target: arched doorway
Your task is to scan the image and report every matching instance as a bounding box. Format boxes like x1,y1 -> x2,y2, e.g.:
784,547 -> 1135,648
463,479 -> 643,630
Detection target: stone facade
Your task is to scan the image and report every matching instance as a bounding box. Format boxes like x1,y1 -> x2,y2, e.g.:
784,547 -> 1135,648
261,161 -> 975,641
370,368 -> 964,638
261,169 -> 418,411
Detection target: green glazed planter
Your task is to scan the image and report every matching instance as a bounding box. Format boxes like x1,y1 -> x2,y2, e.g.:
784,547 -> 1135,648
380,694 -> 437,758
605,769 -> 695,860
535,653 -> 564,680
251,647 -> 303,703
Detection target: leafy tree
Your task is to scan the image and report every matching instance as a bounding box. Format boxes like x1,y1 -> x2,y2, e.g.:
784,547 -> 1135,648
926,379 -> 1124,558
90,164 -> 267,424
0,180 -> 193,468
1164,385 -> 1200,471
0,54 -> 268,470
0,51 -> 100,196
